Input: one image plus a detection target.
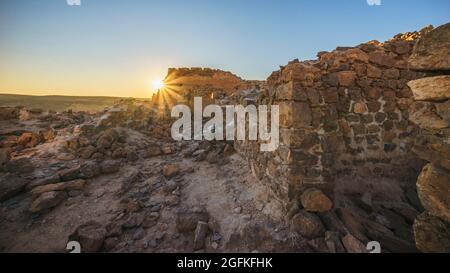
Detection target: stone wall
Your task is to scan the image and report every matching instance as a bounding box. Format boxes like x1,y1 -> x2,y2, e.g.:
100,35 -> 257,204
152,67 -> 264,110
152,27 -> 442,221
406,23 -> 450,253
235,28 -> 433,211
145,25 -> 449,252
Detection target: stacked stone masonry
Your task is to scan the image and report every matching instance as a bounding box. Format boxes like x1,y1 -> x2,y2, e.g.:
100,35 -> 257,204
235,29 -> 432,210
406,23 -> 450,253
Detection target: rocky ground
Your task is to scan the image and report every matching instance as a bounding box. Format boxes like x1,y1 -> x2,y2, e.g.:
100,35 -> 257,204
0,100 -> 424,253
0,103 -> 302,253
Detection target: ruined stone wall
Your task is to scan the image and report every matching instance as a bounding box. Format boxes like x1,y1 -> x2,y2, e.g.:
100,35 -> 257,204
235,29 -> 432,211
405,23 -> 450,253
152,67 -> 263,109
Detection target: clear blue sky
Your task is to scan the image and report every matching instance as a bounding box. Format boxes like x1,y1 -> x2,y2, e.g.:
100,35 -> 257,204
0,0 -> 449,97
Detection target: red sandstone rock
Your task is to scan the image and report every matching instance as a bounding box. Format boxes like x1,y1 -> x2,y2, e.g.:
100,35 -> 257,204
290,210 -> 325,239
17,132 -> 41,148
417,164 -> 450,223
342,234 -> 367,253
409,23 -> 450,71
336,71 -> 357,87
369,51 -> 396,67
70,221 -> 107,253
407,75 -> 450,102
300,188 -> 333,213
163,163 -> 180,178
30,191 -> 67,213
31,179 -> 86,196
413,212 -> 450,253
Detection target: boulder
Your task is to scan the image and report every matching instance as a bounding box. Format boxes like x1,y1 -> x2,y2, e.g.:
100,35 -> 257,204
290,210 -> 325,239
336,208 -> 368,242
163,163 -> 180,178
70,221 -> 107,253
30,191 -> 67,213
17,132 -> 41,148
324,231 -> 346,253
413,212 -> 450,253
31,179 -> 86,196
58,165 -> 81,181
341,234 -> 367,253
0,174 -> 28,202
362,218 -> 416,253
416,164 -> 450,223
408,101 -> 448,130
407,76 -> 450,102
176,210 -> 209,232
409,23 -> 450,71
300,188 -> 333,213
319,211 -> 349,235
144,145 -> 162,158
26,174 -> 60,191
96,128 -> 120,149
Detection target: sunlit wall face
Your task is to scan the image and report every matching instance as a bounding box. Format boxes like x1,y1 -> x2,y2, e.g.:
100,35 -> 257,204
0,0 -> 449,98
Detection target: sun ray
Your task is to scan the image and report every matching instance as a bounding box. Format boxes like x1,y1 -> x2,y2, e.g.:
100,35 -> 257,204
151,79 -> 164,90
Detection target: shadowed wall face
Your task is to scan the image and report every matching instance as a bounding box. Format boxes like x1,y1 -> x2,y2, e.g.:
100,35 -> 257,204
234,29 -> 431,209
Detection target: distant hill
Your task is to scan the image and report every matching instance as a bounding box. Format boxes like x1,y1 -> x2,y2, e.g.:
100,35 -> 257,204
0,94 -> 150,113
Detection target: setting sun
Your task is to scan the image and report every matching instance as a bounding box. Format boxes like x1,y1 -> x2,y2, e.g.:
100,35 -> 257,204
151,79 -> 164,90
